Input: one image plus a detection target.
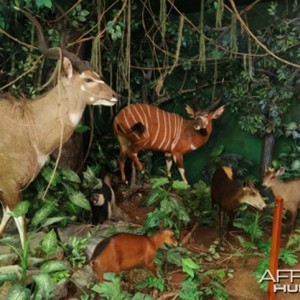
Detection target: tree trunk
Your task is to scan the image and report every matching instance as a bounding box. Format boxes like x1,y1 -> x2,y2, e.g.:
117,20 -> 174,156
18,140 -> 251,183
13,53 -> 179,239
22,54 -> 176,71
51,132 -> 84,172
261,133 -> 275,177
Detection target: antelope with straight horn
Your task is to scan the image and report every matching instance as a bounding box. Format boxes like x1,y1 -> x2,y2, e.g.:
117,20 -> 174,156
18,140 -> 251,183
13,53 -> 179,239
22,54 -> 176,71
0,9 -> 117,248
113,100 -> 225,184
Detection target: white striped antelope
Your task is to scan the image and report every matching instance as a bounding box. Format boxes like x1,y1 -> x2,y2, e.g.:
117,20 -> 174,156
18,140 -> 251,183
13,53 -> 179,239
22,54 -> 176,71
113,100 -> 225,184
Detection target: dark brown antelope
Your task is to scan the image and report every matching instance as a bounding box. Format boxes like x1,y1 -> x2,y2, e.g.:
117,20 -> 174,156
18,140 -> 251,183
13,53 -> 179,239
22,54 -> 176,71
263,167 -> 300,234
211,167 -> 266,237
0,9 -> 117,248
113,101 -> 225,184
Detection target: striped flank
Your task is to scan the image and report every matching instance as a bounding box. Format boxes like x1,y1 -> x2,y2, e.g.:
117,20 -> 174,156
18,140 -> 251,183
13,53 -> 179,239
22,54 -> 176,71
114,104 -> 183,151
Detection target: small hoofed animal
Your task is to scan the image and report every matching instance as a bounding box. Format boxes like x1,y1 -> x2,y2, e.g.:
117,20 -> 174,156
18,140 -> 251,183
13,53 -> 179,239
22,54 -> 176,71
89,174 -> 129,224
211,166 -> 266,236
263,167 -> 300,234
90,229 -> 178,281
113,101 -> 225,184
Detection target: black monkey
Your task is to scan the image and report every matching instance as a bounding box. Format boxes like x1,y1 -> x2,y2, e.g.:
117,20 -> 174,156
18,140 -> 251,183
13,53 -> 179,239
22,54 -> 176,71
89,174 -> 115,224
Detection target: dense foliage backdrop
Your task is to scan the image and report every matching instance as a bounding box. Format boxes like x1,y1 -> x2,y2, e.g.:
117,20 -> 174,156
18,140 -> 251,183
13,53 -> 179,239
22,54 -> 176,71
0,0 -> 300,181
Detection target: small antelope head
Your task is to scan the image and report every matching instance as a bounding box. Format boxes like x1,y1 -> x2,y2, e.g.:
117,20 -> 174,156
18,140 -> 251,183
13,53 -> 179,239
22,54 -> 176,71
18,8 -> 117,108
62,58 -> 117,107
161,229 -> 178,247
185,98 -> 225,136
241,181 -> 266,210
262,167 -> 285,189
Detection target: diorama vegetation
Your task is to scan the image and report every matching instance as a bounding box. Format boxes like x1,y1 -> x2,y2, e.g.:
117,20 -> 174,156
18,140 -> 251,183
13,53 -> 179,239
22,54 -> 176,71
0,0 -> 300,299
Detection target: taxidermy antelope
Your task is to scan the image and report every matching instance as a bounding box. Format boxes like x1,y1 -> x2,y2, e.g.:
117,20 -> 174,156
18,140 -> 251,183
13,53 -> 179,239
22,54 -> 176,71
211,167 -> 266,237
0,9 -> 117,248
91,229 -> 178,282
263,167 -> 300,234
113,100 -> 225,184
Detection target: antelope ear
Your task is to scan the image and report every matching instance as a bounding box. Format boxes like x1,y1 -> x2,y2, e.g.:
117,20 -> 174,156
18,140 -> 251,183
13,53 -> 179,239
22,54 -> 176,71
63,57 -> 73,80
185,104 -> 196,118
277,167 -> 286,176
248,180 -> 254,188
212,105 -> 225,119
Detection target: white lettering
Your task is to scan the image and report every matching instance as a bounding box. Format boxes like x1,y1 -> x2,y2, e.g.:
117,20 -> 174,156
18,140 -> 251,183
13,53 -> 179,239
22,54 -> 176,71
291,270 -> 300,282
277,270 -> 291,282
260,270 -> 300,294
259,270 -> 276,283
274,285 -> 287,293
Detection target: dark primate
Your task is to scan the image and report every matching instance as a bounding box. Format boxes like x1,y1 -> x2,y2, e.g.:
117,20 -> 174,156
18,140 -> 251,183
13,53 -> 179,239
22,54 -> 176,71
89,174 -> 130,224
90,175 -> 115,224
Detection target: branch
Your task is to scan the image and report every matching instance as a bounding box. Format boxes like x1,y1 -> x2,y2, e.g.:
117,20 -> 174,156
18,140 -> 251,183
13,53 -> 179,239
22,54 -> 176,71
0,28 -> 37,50
229,0 -> 300,69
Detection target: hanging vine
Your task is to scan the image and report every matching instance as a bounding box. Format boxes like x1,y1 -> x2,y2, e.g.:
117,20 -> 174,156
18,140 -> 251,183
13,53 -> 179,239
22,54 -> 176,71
159,0 -> 166,42
199,0 -> 206,72
125,0 -> 131,103
230,14 -> 238,58
169,14 -> 184,74
215,0 -> 224,28
91,0 -> 105,76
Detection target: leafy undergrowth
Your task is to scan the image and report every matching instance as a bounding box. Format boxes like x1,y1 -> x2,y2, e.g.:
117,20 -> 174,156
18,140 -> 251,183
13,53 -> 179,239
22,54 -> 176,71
1,175 -> 300,299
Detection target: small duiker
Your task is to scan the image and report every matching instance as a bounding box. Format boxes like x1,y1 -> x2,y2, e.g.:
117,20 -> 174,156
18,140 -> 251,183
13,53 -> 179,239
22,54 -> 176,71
263,167 -> 300,234
90,229 -> 178,282
211,167 -> 266,236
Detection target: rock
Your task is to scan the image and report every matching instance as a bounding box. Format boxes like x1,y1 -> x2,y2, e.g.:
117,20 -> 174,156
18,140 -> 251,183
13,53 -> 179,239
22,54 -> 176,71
0,246 -> 18,267
71,264 -> 97,290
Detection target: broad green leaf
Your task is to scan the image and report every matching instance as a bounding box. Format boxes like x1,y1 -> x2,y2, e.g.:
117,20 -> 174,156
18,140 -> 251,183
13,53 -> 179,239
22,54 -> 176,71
32,273 -> 54,299
61,168 -> 81,183
291,159 -> 300,170
0,253 -> 18,263
182,258 -> 200,278
41,216 -> 68,227
149,177 -> 169,188
11,201 -> 30,217
36,0 -> 52,8
41,166 -> 61,186
166,247 -> 189,267
40,229 -> 58,256
69,191 -> 91,211
172,180 -> 188,190
209,144 -> 224,158
91,272 -> 129,299
40,260 -> 69,273
160,199 -> 173,214
6,284 -> 30,300
0,236 -> 19,246
82,166 -> 97,182
0,272 -> 20,284
145,191 -> 161,206
31,201 -> 56,227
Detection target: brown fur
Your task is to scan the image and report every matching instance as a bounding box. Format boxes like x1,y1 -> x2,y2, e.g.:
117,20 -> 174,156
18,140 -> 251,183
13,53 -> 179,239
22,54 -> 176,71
211,167 -> 266,235
263,167 -> 300,234
114,102 -> 224,184
0,13 -> 117,248
90,230 -> 178,281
